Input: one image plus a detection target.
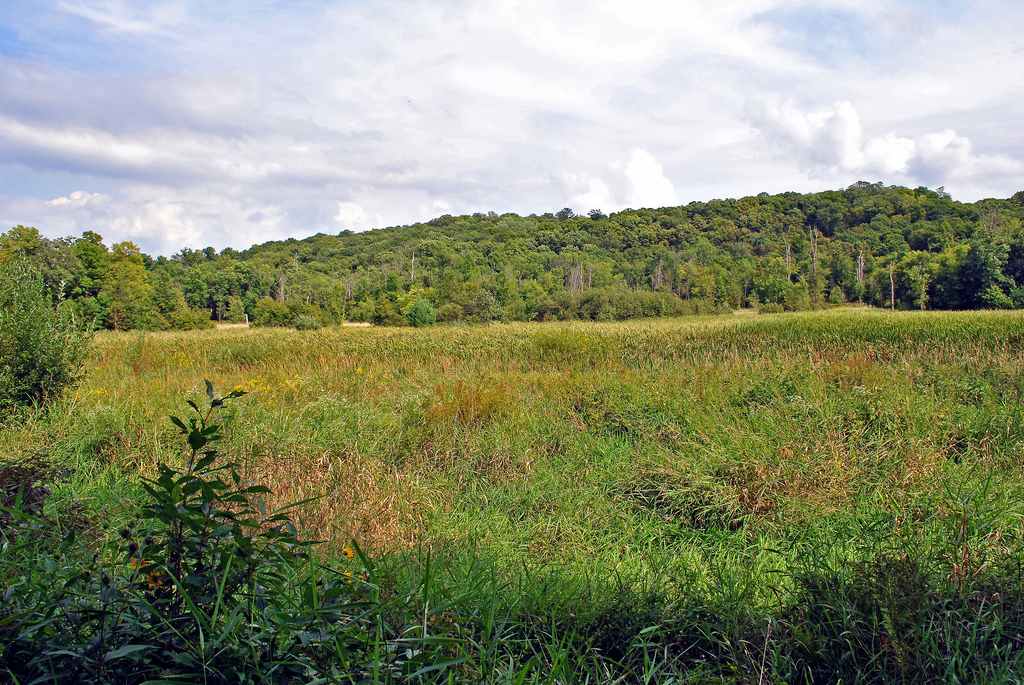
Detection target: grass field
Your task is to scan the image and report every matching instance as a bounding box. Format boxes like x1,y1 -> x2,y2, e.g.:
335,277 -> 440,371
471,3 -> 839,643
6,308 -> 1024,682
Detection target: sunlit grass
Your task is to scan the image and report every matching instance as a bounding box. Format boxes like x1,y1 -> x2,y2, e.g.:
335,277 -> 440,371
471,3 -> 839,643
7,307 -> 1024,680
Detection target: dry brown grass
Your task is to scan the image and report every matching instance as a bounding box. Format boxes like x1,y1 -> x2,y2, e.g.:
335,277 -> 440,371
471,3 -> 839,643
246,451 -> 432,554
424,380 -> 513,429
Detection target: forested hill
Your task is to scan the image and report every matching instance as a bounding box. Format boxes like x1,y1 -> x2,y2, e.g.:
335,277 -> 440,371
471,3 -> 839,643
4,182 -> 1024,330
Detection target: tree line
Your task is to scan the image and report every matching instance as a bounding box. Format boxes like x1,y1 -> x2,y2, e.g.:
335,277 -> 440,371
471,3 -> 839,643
3,182 -> 1024,330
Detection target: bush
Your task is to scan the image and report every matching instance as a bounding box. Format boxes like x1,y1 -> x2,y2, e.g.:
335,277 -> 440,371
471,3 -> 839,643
0,383 -> 468,683
436,302 -> 463,323
293,313 -> 321,330
783,282 -> 812,311
250,297 -> 291,327
0,260 -> 91,412
165,304 -> 214,330
224,295 -> 248,323
981,284 -> 1013,310
405,298 -> 437,327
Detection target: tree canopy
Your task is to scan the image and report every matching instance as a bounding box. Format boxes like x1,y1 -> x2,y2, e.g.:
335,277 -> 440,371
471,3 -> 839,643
4,182 -> 1024,330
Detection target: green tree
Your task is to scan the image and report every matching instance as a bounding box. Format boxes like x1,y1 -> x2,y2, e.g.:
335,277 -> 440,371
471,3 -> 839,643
0,225 -> 80,298
101,242 -> 158,330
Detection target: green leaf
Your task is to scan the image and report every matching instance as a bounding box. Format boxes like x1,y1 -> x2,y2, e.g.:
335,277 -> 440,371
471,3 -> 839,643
407,657 -> 467,677
187,432 -> 207,451
105,644 -> 154,661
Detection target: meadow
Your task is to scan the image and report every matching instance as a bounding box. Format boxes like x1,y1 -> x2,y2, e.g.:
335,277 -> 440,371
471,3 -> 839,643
5,308 -> 1024,682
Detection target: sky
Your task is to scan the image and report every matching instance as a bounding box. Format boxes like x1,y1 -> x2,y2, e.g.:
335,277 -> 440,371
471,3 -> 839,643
0,0 -> 1022,255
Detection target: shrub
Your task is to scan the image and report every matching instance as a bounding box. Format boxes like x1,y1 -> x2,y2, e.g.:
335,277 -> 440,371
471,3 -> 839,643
224,295 -> 248,323
293,313 -> 321,330
405,298 -> 437,327
980,284 -> 1013,309
250,296 -> 291,327
0,382 -> 465,683
372,298 -> 405,326
166,304 -> 214,330
0,260 -> 91,412
783,282 -> 811,311
436,302 -> 463,323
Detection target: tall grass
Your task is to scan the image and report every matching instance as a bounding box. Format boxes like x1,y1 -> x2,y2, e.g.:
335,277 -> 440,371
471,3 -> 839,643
4,308 -> 1024,681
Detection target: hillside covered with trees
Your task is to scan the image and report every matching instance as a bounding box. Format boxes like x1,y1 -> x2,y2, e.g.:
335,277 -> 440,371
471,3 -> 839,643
4,182 -> 1024,330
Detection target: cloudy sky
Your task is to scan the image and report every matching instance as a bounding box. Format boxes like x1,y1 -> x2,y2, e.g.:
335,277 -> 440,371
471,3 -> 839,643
1,1 -> 1022,254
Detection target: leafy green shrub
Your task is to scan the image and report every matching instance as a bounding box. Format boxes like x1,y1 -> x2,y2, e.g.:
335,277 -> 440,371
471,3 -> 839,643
224,295 -> 248,323
405,298 -> 437,327
0,260 -> 91,412
165,303 -> 215,330
293,313 -> 322,330
0,383 -> 464,683
2,384 -> 337,681
783,282 -> 811,311
980,284 -> 1013,309
251,296 -> 289,327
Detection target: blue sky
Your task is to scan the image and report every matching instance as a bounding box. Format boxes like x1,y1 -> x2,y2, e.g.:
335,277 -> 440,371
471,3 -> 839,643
1,0 -> 1022,254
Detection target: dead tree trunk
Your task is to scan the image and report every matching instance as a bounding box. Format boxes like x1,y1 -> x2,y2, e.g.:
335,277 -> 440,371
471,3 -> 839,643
889,264 -> 896,311
809,228 -> 819,304
275,273 -> 286,302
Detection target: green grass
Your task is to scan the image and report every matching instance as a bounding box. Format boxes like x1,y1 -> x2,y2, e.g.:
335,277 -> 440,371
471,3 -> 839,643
5,308 -> 1024,682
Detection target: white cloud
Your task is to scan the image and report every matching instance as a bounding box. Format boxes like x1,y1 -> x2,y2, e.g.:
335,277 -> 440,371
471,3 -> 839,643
562,148 -> 676,212
912,130 -> 1021,183
567,176 -> 616,213
748,100 -> 875,173
863,134 -> 916,175
625,149 -> 676,208
57,0 -> 186,35
1,187 -> 290,254
749,99 -> 1022,186
334,201 -> 379,232
46,190 -> 109,208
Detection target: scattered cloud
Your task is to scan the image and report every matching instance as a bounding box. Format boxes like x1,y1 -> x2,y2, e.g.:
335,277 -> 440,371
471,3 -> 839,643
46,190 -> 108,208
749,99 -> 1023,186
0,0 -> 1021,253
56,0 -> 186,35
